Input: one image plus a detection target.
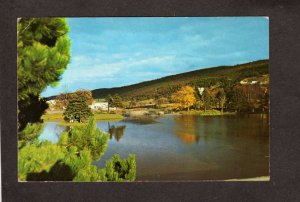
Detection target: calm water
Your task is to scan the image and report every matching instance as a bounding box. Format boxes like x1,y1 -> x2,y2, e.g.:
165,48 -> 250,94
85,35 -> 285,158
39,115 -> 269,180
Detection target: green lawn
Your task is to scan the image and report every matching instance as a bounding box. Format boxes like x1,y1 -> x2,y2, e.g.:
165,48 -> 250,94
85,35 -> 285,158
42,113 -> 124,126
41,113 -> 64,121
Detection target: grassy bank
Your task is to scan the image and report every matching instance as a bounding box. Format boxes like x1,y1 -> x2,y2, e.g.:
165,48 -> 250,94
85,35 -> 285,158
180,110 -> 236,116
94,113 -> 124,121
42,113 -> 124,126
41,113 -> 64,121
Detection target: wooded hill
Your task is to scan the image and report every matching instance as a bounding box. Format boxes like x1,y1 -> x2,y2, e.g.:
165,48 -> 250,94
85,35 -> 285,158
91,59 -> 269,101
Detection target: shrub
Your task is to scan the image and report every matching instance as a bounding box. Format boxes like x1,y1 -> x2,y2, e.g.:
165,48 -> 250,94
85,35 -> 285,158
102,154 -> 136,181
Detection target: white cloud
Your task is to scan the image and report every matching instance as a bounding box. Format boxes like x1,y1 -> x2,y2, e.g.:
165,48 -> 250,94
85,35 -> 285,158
184,34 -> 223,47
63,54 -> 176,85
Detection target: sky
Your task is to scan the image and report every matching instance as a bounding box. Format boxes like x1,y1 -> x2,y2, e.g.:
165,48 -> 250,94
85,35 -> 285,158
41,17 -> 269,97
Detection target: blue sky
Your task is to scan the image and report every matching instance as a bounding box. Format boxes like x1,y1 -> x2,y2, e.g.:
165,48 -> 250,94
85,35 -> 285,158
42,17 -> 269,97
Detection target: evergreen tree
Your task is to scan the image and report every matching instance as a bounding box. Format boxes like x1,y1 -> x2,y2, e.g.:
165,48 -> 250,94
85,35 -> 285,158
105,94 -> 113,112
17,18 -> 71,130
101,154 -> 136,181
202,89 -> 214,112
111,94 -> 123,110
63,96 -> 92,123
216,88 -> 227,114
226,88 -> 248,112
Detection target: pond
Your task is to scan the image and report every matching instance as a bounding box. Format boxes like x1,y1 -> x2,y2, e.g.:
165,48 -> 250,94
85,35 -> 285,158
39,114 -> 269,181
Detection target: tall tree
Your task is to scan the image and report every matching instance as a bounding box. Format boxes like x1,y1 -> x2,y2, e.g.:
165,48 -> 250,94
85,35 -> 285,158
226,88 -> 248,112
17,18 -> 71,130
111,94 -> 123,110
63,96 -> 92,123
216,88 -> 227,114
171,86 -> 196,111
105,94 -> 113,112
201,88 -> 214,112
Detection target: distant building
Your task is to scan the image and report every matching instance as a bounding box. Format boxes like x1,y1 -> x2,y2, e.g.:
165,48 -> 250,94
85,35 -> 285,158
90,102 -> 108,110
89,102 -> 117,111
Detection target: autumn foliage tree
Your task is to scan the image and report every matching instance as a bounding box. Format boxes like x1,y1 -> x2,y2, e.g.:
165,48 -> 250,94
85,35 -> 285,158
55,90 -> 93,110
171,86 -> 196,110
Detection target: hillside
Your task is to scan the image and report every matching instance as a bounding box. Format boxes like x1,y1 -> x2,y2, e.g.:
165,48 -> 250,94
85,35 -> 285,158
91,59 -> 269,100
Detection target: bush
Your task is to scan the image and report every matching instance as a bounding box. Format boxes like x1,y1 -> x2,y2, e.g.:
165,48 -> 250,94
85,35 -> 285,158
101,154 -> 136,181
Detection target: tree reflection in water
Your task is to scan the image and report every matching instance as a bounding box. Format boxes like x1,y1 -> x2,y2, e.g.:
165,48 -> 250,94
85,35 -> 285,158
173,115 -> 200,144
107,122 -> 126,142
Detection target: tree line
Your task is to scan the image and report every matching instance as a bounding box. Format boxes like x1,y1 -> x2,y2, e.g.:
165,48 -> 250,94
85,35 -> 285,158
166,79 -> 269,113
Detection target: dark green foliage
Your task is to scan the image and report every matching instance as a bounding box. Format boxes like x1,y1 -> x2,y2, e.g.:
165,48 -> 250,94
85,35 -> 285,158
63,96 -> 92,123
202,89 -> 215,112
111,94 -> 123,108
105,94 -> 113,112
100,154 -> 136,181
226,89 -> 248,112
18,94 -> 48,131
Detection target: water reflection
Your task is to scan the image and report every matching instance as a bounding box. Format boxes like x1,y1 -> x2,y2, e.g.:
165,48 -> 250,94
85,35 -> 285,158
122,116 -> 159,125
173,115 -> 200,144
40,115 -> 269,180
107,122 -> 126,142
39,122 -> 66,143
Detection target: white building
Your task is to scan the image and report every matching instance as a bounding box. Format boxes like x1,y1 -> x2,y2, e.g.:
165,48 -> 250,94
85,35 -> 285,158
89,102 -> 117,111
90,102 -> 108,110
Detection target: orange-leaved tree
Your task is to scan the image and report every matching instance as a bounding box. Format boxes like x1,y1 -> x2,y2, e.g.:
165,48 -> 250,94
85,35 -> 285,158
171,86 -> 196,111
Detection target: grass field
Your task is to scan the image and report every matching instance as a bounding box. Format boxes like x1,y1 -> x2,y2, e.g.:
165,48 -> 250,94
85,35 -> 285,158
41,113 -> 64,121
42,113 -> 124,125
